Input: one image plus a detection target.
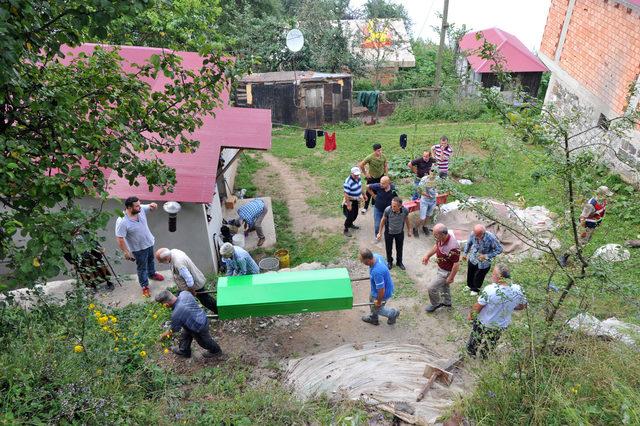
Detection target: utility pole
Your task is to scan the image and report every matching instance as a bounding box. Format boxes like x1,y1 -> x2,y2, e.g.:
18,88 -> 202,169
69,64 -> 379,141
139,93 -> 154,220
434,0 -> 450,90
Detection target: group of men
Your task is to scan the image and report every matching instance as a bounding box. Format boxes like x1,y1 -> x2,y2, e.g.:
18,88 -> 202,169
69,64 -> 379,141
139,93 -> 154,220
113,195 -> 263,358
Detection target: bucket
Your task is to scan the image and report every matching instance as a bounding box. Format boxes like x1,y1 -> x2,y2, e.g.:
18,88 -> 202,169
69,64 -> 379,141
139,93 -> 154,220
275,249 -> 290,269
258,257 -> 280,272
232,233 -> 245,248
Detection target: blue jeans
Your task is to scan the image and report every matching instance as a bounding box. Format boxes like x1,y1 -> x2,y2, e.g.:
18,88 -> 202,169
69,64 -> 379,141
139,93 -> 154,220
132,246 -> 156,288
373,207 -> 384,237
369,295 -> 397,320
412,178 -> 421,200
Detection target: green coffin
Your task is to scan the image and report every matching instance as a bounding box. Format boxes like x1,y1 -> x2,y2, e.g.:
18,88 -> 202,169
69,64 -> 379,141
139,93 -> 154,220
216,267 -> 354,320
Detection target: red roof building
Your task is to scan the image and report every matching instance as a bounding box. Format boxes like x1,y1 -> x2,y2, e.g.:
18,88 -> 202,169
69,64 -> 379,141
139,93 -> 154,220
457,27 -> 548,96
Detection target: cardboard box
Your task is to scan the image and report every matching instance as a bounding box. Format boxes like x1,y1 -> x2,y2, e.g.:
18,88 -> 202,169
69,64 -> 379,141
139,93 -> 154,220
224,195 -> 237,209
217,268 -> 353,320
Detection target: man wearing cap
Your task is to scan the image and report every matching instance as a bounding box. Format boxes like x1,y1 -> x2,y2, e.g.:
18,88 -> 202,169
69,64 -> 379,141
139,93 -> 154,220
155,248 -> 218,313
359,143 -> 388,214
219,242 -> 260,276
156,290 -> 222,359
560,185 -> 613,266
343,166 -> 367,237
237,198 -> 268,247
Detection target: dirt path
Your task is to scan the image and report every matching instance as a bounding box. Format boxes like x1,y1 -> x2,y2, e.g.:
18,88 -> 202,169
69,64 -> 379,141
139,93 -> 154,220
258,153 -> 342,234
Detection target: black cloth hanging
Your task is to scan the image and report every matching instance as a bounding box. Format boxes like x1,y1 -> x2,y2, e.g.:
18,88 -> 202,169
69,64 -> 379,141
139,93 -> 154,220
317,130 -> 324,137
400,134 -> 408,149
304,129 -> 316,148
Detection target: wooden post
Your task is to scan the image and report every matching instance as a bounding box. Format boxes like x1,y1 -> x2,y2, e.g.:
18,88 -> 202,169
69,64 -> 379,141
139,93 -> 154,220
434,0 -> 450,89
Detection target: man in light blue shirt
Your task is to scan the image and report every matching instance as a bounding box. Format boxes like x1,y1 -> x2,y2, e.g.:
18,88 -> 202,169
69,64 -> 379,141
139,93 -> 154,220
462,224 -> 503,296
219,242 -> 260,276
359,248 -> 400,326
115,196 -> 164,297
466,264 -> 527,358
237,198 -> 268,247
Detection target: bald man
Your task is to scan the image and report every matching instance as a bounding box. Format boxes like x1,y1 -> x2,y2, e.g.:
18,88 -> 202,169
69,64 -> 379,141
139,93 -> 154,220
462,224 -> 503,296
366,175 -> 396,238
422,223 -> 461,312
155,248 -> 218,313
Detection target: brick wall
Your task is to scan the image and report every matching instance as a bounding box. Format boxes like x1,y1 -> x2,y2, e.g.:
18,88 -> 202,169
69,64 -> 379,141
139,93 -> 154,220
540,0 -> 640,114
540,0 -> 570,58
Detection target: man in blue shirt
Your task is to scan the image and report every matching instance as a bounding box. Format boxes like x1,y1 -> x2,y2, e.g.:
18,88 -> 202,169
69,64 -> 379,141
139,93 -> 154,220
237,198 -> 268,247
115,196 -> 165,298
219,242 -> 260,276
156,290 -> 222,359
462,224 -> 503,296
359,248 -> 400,326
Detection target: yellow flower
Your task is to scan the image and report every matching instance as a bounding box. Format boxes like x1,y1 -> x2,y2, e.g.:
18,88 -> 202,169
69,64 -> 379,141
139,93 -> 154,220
98,316 -> 108,325
94,310 -> 101,317
32,258 -> 41,268
139,350 -> 147,358
96,369 -> 103,375
88,303 -> 95,310
109,316 -> 117,323
102,326 -> 110,332
73,345 -> 84,353
114,347 -> 119,352
152,314 -> 158,319
122,337 -> 127,342
163,348 -> 169,354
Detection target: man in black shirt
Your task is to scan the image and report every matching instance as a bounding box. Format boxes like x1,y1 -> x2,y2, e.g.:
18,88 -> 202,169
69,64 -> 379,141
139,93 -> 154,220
408,151 -> 435,199
366,176 -> 396,239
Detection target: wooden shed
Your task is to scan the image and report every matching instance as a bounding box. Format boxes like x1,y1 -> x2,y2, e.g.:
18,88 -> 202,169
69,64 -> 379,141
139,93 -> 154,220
236,71 -> 352,128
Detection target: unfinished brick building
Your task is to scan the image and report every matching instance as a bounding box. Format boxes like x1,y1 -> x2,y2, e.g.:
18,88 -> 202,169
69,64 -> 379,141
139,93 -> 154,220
540,0 -> 640,184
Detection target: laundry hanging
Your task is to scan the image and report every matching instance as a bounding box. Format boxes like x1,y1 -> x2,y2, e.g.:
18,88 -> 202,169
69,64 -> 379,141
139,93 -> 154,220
400,134 -> 408,149
324,132 -> 337,152
317,130 -> 324,137
304,129 -> 316,148
356,91 -> 380,113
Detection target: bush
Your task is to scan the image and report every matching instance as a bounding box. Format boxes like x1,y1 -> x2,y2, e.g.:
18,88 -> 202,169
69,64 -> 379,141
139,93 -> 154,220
388,100 -> 494,123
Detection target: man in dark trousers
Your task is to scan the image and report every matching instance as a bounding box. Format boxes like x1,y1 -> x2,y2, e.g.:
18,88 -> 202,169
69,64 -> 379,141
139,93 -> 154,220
342,166 -> 367,237
366,176 -> 396,239
156,290 -> 223,359
462,224 -> 503,296
359,143 -> 388,214
376,197 -> 411,270
408,150 -> 435,199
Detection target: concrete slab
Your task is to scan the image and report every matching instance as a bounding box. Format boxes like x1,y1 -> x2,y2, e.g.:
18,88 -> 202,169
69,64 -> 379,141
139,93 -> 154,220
222,197 -> 277,251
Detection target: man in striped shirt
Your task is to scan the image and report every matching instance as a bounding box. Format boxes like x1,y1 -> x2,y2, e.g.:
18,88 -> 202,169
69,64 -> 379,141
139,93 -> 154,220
343,166 -> 367,237
431,135 -> 453,179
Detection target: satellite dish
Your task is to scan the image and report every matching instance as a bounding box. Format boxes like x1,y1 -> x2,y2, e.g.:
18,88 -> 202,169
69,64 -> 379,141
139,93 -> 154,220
286,29 -> 304,53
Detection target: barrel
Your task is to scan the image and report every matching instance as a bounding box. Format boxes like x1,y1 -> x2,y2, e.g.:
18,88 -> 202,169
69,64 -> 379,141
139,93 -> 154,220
275,249 -> 290,269
258,257 -> 280,272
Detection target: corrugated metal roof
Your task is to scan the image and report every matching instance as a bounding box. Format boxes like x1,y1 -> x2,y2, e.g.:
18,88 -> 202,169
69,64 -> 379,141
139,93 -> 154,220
241,71 -> 351,84
459,27 -> 548,74
61,44 -> 272,203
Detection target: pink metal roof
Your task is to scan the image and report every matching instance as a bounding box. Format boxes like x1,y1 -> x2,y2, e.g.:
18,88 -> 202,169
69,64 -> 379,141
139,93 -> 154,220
459,28 -> 548,74
61,44 -> 271,203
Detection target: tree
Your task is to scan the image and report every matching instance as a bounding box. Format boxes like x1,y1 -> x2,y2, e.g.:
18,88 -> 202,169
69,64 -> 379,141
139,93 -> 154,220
445,34 -> 639,347
362,0 -> 411,34
0,1 -> 230,287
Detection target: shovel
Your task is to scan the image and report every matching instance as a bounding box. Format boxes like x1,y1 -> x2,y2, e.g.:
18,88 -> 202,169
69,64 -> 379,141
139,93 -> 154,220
416,355 -> 463,401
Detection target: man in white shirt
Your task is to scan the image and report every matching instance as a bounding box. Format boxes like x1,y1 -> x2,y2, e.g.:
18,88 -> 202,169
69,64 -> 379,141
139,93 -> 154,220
155,248 -> 217,313
466,264 -> 527,358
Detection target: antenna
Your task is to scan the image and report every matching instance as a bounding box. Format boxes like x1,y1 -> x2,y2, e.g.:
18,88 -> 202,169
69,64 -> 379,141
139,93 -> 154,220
286,29 -> 304,53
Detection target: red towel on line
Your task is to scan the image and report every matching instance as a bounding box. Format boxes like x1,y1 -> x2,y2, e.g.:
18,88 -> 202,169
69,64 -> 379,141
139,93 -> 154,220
324,132 -> 337,151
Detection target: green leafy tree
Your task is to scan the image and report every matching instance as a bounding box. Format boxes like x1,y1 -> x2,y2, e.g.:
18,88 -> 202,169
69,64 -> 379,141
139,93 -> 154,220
0,1 -> 230,287
362,0 -> 411,33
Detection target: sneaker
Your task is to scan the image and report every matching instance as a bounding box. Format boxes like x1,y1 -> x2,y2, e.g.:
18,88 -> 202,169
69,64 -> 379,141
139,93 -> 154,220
469,290 -> 478,296
360,208 -> 367,214
171,347 -> 191,358
257,237 -> 266,247
412,227 -> 419,238
387,310 -> 400,325
343,229 -> 352,237
387,262 -> 393,269
142,287 -> 151,298
425,303 -> 443,313
397,263 -> 406,271
361,315 -> 379,325
423,226 -> 430,235
349,224 -> 360,230
202,350 -> 224,359
150,273 -> 165,281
